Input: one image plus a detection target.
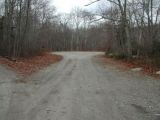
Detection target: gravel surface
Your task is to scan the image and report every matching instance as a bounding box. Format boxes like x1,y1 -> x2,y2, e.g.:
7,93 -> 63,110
1,52 -> 160,120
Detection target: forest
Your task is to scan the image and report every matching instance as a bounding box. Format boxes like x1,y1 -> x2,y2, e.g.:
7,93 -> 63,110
0,0 -> 106,58
0,0 -> 160,63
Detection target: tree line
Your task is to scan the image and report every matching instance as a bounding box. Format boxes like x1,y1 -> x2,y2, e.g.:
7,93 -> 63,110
0,0 -> 106,58
88,0 -> 160,59
0,0 -> 160,62
0,0 -> 57,58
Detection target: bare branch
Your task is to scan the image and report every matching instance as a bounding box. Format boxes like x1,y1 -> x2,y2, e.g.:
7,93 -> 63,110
107,0 -> 119,6
89,17 -> 104,23
85,0 -> 100,6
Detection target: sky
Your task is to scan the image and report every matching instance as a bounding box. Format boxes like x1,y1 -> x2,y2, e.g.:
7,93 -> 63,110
52,0 -> 107,13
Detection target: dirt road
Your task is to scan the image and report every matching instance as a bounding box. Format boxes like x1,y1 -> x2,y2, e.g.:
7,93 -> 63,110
1,52 -> 160,120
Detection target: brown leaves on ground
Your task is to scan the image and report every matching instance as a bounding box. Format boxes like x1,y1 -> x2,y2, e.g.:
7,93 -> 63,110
0,53 -> 62,76
100,55 -> 160,78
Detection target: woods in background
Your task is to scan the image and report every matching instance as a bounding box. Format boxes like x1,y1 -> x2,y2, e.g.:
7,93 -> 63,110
51,8 -> 107,51
0,0 -> 160,62
0,0 -> 57,57
0,0 -> 106,58
92,0 -> 160,59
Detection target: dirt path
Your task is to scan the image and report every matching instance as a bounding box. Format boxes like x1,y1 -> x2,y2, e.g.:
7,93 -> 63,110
1,52 -> 160,120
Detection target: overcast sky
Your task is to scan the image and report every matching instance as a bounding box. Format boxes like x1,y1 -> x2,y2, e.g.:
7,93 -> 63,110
52,0 -> 108,13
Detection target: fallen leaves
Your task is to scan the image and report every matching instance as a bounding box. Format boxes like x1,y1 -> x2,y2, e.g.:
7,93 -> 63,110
100,55 -> 160,78
0,53 -> 62,76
